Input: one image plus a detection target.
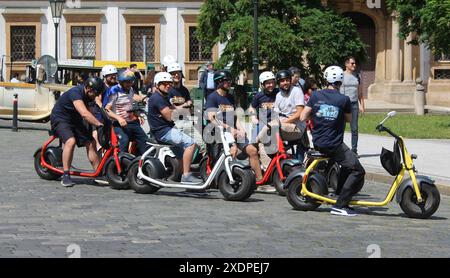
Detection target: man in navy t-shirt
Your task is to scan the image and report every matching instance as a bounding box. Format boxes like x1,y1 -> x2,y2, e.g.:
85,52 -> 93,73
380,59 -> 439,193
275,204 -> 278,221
50,77 -> 105,187
301,66 -> 365,217
248,71 -> 278,178
205,70 -> 263,182
147,72 -> 202,185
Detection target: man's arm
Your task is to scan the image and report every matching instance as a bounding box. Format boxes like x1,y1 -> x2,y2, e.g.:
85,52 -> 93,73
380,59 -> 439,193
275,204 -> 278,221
283,105 -> 304,124
105,103 -> 127,126
300,106 -> 312,122
160,106 -> 174,122
73,100 -> 102,127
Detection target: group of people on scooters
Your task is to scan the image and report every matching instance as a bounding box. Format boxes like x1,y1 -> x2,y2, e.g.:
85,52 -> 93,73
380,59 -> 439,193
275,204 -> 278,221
49,60 -> 365,216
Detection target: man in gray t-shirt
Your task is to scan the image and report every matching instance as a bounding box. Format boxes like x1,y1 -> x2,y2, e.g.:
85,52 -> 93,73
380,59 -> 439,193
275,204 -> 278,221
257,70 -> 306,164
340,56 -> 365,155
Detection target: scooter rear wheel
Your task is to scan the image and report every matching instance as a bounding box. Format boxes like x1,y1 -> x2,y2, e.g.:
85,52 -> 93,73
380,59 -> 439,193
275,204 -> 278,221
34,149 -> 62,180
218,167 -> 255,201
164,156 -> 182,182
287,174 -> 327,211
128,159 -> 163,194
399,182 -> 440,219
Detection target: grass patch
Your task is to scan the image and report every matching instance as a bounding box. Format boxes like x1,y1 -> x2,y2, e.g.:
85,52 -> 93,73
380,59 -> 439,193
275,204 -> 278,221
349,113 -> 450,139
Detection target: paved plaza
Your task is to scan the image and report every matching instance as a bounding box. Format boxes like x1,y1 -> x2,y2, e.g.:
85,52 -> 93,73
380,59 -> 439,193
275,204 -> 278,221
0,122 -> 449,258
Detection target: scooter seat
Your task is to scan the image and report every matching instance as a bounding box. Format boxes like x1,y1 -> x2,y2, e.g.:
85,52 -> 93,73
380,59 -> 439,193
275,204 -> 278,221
146,136 -> 173,147
307,150 -> 329,159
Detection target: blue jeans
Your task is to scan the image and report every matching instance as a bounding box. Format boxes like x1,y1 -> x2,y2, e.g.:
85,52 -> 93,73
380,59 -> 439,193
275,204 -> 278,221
113,120 -> 148,156
350,102 -> 359,152
159,128 -> 195,159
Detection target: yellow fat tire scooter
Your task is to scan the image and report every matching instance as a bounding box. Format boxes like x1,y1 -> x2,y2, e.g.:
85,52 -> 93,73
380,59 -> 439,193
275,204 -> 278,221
285,111 -> 440,219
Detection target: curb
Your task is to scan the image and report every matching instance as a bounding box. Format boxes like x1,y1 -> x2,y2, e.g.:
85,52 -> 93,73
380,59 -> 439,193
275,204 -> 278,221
365,170 -> 450,196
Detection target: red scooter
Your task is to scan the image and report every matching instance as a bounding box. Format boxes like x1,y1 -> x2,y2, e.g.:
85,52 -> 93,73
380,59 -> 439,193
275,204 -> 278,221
200,123 -> 301,196
33,110 -> 134,189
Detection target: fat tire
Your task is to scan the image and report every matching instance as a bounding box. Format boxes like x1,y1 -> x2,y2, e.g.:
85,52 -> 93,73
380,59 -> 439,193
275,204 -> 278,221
34,149 -> 62,180
105,159 -> 130,190
399,182 -> 440,219
128,160 -> 163,194
272,165 -> 295,196
218,167 -> 255,201
164,156 -> 182,182
287,174 -> 327,211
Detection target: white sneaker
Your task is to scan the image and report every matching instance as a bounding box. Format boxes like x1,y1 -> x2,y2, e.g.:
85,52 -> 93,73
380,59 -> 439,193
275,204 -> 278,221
330,206 -> 357,217
256,184 -> 276,193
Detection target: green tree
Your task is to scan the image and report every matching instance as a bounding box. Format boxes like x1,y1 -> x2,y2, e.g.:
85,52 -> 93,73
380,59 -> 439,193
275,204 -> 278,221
387,0 -> 450,56
197,0 -> 367,83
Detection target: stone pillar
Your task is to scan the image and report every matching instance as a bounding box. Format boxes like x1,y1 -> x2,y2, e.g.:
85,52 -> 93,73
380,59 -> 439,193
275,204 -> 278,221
415,78 -> 425,115
391,16 -> 401,82
404,34 -> 413,82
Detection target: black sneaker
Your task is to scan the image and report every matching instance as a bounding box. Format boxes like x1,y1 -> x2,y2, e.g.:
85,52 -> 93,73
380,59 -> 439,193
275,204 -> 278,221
330,206 -> 357,216
61,175 -> 76,187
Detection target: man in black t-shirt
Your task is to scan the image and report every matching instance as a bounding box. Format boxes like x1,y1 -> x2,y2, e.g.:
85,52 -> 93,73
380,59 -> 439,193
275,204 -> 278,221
300,66 -> 365,217
50,77 -> 105,187
205,70 -> 263,182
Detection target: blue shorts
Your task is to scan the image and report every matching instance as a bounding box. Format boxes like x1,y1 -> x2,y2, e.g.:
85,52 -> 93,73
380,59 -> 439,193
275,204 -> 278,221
159,128 -> 196,159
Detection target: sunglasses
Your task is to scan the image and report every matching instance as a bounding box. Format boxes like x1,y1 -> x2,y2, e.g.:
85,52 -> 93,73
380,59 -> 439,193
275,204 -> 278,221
160,81 -> 173,86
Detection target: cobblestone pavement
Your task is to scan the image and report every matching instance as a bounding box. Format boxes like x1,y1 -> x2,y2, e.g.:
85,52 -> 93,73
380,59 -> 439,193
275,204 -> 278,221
0,122 -> 449,258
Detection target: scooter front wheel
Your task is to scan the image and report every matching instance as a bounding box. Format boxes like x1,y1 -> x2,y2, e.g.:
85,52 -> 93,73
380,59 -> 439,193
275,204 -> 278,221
128,160 -> 162,194
105,159 -> 130,190
34,148 -> 62,180
399,182 -> 440,219
287,174 -> 327,211
218,167 -> 255,201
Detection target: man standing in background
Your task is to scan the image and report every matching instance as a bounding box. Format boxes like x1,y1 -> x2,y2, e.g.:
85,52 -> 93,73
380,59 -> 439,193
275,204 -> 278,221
340,56 -> 365,156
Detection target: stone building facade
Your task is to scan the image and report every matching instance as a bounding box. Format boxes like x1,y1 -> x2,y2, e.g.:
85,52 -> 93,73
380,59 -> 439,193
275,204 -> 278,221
0,0 -> 449,106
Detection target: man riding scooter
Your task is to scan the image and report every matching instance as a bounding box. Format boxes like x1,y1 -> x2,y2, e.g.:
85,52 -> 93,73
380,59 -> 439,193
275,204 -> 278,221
205,70 -> 263,182
147,72 -> 203,185
300,65 -> 366,217
50,77 -> 105,187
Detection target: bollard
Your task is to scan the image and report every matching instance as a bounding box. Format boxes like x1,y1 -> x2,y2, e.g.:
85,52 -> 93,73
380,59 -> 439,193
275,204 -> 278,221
12,93 -> 18,132
414,78 -> 425,115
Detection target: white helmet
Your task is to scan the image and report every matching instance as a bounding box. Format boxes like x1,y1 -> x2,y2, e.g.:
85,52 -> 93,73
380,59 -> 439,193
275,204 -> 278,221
101,65 -> 118,77
162,55 -> 176,68
259,71 -> 276,84
324,66 -> 344,84
167,63 -> 182,73
154,72 -> 173,85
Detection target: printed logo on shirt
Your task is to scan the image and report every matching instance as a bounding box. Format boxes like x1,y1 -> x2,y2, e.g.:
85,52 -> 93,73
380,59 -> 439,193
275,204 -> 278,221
260,102 -> 274,110
171,96 -> 186,105
316,104 -> 339,120
219,104 -> 234,112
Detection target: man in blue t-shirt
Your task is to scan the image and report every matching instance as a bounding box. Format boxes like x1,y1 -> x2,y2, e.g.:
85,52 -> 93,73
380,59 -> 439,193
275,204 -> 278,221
50,77 -> 105,187
147,72 -> 202,185
205,70 -> 263,182
300,66 -> 365,217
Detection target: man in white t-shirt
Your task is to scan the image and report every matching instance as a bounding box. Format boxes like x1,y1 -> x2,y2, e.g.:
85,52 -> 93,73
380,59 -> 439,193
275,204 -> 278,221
257,70 -> 306,161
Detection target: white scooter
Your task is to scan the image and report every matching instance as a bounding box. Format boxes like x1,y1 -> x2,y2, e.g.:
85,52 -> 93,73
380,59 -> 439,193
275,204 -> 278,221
127,123 -> 256,201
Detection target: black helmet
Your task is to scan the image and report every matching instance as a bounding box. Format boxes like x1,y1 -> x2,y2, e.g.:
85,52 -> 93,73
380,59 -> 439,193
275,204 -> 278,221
213,70 -> 232,83
85,77 -> 105,95
276,70 -> 292,83
288,67 -> 301,75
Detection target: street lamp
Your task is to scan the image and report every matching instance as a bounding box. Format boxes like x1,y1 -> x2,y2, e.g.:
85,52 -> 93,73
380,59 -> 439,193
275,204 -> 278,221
252,0 -> 259,94
50,0 -> 64,83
